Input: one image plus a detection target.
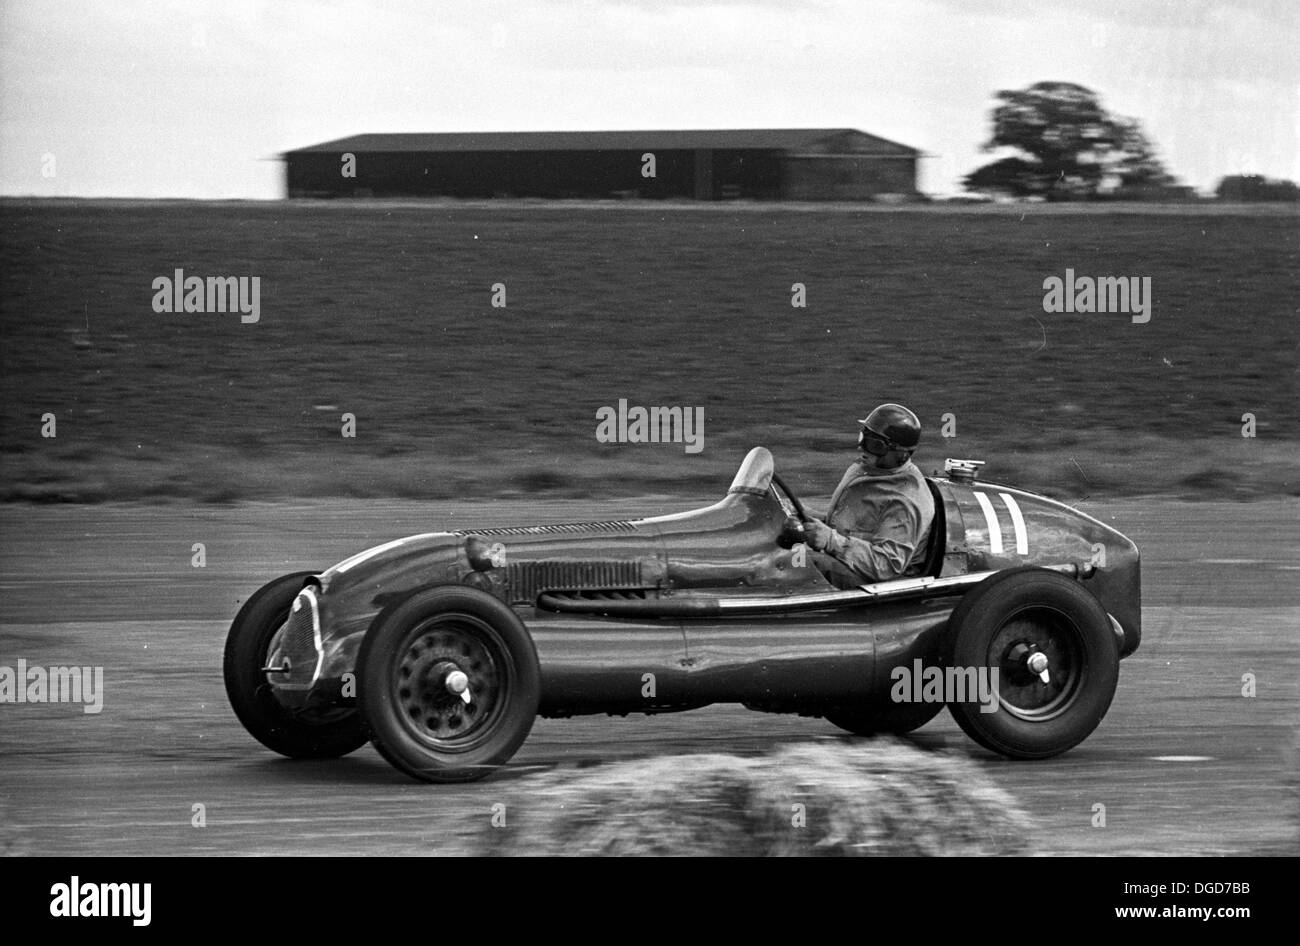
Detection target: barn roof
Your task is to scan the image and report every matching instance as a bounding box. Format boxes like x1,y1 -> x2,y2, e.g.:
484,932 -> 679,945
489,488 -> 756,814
282,129 -> 919,157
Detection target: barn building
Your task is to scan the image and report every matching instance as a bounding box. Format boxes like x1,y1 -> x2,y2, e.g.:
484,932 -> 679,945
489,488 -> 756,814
281,129 -> 921,201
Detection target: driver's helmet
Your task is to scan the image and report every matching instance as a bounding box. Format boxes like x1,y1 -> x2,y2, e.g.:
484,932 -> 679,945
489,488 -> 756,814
858,403 -> 922,457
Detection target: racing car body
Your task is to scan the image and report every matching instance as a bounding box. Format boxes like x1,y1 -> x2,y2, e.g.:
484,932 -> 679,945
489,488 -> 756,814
225,447 -> 1140,782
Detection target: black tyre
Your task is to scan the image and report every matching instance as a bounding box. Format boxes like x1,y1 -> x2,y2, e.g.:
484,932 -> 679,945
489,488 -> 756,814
356,585 -> 540,783
223,572 -> 369,759
945,567 -> 1119,759
826,701 -> 944,737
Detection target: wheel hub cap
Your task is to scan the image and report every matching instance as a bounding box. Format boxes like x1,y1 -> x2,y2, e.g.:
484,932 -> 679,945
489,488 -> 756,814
1026,651 -> 1050,684
444,669 -> 472,704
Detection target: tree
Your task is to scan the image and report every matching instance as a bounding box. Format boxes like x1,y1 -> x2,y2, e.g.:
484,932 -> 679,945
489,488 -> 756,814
963,82 -> 1174,200
1105,116 -> 1175,188
962,157 -> 1044,198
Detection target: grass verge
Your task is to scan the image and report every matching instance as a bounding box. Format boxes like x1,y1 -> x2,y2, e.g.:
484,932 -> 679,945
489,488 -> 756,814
460,740 -> 1032,856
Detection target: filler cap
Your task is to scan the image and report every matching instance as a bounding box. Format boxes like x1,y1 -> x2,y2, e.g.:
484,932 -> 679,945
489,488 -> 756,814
944,458 -> 986,483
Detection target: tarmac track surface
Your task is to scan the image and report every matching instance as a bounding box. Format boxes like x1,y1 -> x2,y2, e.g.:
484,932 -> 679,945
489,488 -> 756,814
0,497 -> 1296,856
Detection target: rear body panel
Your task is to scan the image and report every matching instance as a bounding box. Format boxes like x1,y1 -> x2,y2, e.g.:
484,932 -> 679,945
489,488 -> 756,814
948,481 -> 1141,654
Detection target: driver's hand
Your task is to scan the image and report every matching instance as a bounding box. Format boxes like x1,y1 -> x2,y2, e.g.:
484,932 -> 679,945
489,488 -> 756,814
802,517 -> 834,552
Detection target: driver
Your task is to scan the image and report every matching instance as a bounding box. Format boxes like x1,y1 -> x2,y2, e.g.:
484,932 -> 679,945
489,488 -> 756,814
801,404 -> 935,588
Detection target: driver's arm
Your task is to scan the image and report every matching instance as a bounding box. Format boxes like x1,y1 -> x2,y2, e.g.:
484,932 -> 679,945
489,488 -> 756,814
823,527 -> 916,583
809,500 -> 924,583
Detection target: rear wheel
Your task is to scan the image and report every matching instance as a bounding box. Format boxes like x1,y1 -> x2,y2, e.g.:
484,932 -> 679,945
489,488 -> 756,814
357,585 -> 540,783
945,567 -> 1118,759
223,572 -> 368,759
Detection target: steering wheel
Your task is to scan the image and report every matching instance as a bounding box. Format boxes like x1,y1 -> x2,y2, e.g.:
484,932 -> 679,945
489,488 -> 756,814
770,473 -> 807,522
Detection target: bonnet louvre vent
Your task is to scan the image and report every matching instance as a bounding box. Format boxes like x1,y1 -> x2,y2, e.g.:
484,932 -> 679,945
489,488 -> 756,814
505,560 -> 646,605
453,520 -> 637,537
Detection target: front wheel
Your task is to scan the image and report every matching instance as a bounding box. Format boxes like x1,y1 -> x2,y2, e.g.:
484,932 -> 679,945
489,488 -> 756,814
945,567 -> 1119,759
223,572 -> 369,759
356,585 -> 541,783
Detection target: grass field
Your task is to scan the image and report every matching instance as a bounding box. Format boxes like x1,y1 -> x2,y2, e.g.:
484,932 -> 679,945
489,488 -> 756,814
1,198 -> 1296,504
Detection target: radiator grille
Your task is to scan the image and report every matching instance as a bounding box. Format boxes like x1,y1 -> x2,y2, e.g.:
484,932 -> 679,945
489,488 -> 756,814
275,590 -> 322,686
504,560 -> 646,605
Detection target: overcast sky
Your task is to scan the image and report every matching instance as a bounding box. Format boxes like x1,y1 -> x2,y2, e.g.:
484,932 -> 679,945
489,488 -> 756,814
2,0 -> 1295,198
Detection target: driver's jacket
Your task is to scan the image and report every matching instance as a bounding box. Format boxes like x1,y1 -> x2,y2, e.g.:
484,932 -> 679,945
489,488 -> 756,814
818,458 -> 935,583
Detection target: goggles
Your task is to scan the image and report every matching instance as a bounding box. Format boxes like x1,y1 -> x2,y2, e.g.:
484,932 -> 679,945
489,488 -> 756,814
858,427 -> 894,456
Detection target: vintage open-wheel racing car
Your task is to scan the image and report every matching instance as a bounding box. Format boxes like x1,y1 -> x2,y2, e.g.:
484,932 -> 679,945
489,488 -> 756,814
224,447 -> 1141,782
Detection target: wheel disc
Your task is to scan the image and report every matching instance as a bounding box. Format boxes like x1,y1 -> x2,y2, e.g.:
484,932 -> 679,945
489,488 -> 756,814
988,606 -> 1084,722
390,615 -> 508,752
